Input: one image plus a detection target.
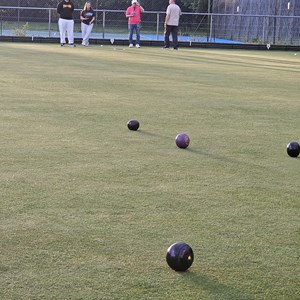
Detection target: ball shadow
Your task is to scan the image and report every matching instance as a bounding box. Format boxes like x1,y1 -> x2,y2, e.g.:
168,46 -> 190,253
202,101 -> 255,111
186,148 -> 240,165
181,271 -> 255,300
136,130 -> 169,139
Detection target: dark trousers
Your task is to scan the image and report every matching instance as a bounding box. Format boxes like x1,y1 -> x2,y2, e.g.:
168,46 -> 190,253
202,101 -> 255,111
164,25 -> 178,49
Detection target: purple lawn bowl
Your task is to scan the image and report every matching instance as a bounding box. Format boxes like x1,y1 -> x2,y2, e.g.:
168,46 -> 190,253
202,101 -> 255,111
127,119 -> 140,131
166,242 -> 194,272
287,141 -> 300,158
175,133 -> 190,149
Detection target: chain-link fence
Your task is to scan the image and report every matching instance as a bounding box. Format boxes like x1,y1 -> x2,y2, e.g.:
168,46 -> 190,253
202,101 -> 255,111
0,6 -> 215,43
0,4 -> 299,45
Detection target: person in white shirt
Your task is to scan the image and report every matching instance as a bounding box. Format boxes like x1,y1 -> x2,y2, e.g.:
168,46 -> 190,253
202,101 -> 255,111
164,0 -> 182,50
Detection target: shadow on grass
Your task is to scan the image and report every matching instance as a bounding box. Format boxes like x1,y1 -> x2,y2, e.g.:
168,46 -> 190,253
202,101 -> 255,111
186,148 -> 240,165
131,131 -> 300,167
181,271 -> 255,300
134,131 -> 244,166
136,130 -> 169,140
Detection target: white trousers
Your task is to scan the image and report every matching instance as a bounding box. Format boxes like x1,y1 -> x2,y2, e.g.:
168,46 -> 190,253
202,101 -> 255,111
81,23 -> 94,45
58,18 -> 74,44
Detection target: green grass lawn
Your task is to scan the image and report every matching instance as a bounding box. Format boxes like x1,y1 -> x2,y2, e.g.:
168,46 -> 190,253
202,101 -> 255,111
0,43 -> 299,299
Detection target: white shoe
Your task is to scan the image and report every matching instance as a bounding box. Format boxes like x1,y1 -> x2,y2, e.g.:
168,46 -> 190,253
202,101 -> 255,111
81,42 -> 88,47
129,44 -> 133,48
136,44 -> 140,48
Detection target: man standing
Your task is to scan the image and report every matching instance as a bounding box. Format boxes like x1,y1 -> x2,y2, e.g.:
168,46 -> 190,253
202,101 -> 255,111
164,0 -> 182,50
126,0 -> 144,48
57,0 -> 75,47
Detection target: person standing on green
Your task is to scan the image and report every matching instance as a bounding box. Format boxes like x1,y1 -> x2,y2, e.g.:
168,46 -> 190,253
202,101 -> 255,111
80,1 -> 96,46
57,0 -> 75,47
126,0 -> 145,48
164,0 -> 182,50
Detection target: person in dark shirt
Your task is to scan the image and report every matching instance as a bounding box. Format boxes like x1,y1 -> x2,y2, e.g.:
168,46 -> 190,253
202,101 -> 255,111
80,2 -> 96,46
57,0 -> 75,47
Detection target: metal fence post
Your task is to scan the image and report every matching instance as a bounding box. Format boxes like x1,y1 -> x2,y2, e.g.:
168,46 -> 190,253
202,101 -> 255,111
209,14 -> 213,42
18,0 -> 20,25
0,11 -> 2,36
96,0 -> 99,25
273,15 -> 277,45
102,10 -> 105,39
262,16 -> 265,44
48,9 -> 51,37
208,0 -> 211,42
156,12 -> 159,40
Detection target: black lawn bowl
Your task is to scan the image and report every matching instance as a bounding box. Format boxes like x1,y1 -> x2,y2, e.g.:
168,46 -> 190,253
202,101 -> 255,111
175,133 -> 190,149
127,119 -> 140,131
166,242 -> 194,272
287,141 -> 300,158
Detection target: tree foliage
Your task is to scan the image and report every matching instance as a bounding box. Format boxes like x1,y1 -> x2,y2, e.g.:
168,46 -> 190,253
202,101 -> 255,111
183,0 -> 209,12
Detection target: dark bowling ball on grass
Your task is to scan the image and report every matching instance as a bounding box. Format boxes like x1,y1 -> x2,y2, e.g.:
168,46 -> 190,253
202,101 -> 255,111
287,141 -> 300,157
127,119 -> 139,131
166,242 -> 194,272
175,133 -> 190,149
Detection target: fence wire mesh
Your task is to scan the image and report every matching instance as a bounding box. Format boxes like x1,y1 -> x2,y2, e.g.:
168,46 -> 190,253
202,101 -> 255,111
0,1 -> 299,45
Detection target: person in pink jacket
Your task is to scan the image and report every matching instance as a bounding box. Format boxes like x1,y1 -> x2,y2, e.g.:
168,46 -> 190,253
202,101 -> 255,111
126,0 -> 144,48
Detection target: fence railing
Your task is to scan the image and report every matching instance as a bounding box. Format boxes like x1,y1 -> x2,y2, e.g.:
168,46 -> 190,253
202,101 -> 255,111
0,6 -> 299,45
